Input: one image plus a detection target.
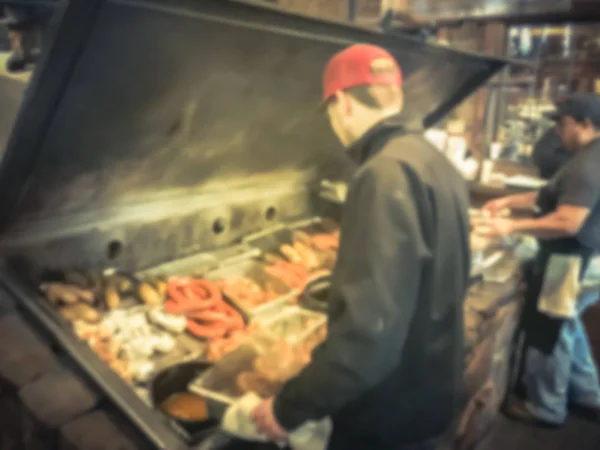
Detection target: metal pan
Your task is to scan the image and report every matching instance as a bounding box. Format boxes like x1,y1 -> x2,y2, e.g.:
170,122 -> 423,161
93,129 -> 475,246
189,344 -> 259,402
204,260 -> 297,320
150,361 -> 221,444
299,274 -> 330,313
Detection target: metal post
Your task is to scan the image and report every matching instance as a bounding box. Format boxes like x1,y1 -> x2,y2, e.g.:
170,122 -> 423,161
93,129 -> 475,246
565,24 -> 576,93
348,0 -> 356,22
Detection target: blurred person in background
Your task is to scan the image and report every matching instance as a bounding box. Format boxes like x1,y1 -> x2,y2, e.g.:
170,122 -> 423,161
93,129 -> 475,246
476,93 -> 600,427
531,126 -> 570,180
0,3 -> 53,73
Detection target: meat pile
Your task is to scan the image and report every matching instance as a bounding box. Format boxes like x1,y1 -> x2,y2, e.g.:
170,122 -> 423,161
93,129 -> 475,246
41,271 -> 166,326
294,230 -> 340,252
235,341 -> 311,398
214,277 -> 279,309
204,323 -> 261,362
264,261 -> 310,290
164,278 -> 245,340
75,322 -> 132,382
234,328 -> 327,398
279,241 -> 320,271
265,260 -> 332,292
288,229 -> 340,271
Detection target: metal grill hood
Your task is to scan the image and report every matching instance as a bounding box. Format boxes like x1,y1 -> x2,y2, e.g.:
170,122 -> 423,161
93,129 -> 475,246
0,0 -> 506,272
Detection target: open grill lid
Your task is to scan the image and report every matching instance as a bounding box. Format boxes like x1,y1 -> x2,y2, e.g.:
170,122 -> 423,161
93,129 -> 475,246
0,0 -> 506,269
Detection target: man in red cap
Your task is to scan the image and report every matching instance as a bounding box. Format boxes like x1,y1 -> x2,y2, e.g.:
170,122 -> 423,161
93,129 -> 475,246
253,43 -> 470,450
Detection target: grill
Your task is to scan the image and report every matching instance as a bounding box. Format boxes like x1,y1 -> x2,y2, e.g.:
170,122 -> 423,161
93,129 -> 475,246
0,0 -> 506,448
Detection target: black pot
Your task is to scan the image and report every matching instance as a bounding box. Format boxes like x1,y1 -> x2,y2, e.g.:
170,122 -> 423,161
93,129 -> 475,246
150,361 -> 219,441
299,274 -> 330,313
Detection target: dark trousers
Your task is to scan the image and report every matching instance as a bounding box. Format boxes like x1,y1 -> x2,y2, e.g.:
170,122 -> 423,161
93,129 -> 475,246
521,246 -> 592,355
512,244 -> 592,398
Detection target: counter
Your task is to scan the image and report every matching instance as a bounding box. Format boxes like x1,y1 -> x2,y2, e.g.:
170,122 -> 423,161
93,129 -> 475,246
197,255 -> 524,450
0,250 -> 524,450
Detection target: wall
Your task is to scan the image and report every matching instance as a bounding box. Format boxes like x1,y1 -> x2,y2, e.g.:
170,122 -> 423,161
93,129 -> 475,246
437,21 -> 507,159
270,0 -> 387,21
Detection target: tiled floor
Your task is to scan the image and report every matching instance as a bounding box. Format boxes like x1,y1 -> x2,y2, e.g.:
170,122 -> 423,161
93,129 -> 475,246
479,415 -> 600,450
480,302 -> 600,450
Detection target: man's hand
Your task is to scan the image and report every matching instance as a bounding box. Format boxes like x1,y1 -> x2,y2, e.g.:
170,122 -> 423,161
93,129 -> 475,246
481,197 -> 509,216
481,191 -> 538,215
473,217 -> 515,237
252,397 -> 289,442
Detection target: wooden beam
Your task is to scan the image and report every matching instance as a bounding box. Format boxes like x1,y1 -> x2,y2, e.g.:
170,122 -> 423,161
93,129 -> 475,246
413,3 -> 600,26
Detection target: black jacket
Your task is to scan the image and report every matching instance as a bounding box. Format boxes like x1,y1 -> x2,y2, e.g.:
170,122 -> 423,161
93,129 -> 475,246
274,117 -> 471,449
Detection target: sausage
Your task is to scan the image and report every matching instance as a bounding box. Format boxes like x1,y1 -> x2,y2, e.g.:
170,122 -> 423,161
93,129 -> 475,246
104,286 -> 120,310
76,304 -> 101,323
61,304 -> 100,323
42,283 -> 81,305
311,233 -> 340,251
187,310 -> 244,331
186,319 -> 228,339
186,310 -> 230,323
59,305 -> 81,322
293,242 -> 319,270
220,277 -> 268,308
138,283 -> 163,306
154,279 -> 167,298
292,230 -> 313,246
71,286 -> 95,304
106,274 -> 134,293
264,266 -> 302,289
280,244 -> 303,264
166,278 -> 245,340
167,283 -> 193,307
265,262 -> 309,289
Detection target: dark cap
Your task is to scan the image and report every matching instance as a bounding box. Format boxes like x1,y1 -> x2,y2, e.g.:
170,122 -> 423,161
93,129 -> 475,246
546,93 -> 600,127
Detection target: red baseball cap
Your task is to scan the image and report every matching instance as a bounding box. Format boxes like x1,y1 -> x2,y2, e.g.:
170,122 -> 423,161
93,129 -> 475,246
322,44 -> 403,104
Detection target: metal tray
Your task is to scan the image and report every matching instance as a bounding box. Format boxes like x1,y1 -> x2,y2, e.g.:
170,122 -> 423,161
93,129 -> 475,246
288,217 -> 338,235
482,253 -> 519,284
204,260 -> 297,320
287,219 -> 339,271
245,218 -> 337,273
256,306 -> 326,345
189,307 -> 327,403
138,245 -> 260,278
189,344 -> 259,403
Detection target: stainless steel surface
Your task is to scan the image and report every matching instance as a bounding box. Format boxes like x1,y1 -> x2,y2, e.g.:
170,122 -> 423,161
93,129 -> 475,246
139,245 -> 260,278
190,344 -> 259,402
0,0 -> 505,274
245,217 -> 336,268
